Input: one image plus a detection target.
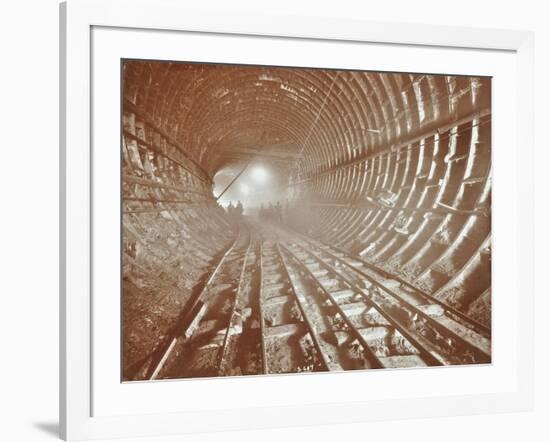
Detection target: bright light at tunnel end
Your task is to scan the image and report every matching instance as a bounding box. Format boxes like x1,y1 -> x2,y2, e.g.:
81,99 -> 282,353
240,183 -> 250,195
250,166 -> 269,183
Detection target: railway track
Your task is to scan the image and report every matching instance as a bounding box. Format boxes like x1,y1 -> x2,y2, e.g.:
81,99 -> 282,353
277,232 -> 491,367
335,244 -> 491,338
149,228 -> 256,379
279,243 -> 434,368
289,231 -> 491,339
258,228 -> 431,373
258,239 -> 331,374
144,222 -> 491,380
217,234 -> 262,377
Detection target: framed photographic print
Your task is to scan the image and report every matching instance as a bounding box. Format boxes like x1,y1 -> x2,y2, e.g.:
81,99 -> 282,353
60,0 -> 534,440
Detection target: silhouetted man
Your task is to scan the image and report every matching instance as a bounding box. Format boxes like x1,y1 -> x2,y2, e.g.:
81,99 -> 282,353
275,201 -> 283,223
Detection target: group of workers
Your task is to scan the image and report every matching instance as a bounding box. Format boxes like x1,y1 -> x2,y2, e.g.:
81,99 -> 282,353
225,200 -> 244,217
259,202 -> 283,223
225,200 -> 284,223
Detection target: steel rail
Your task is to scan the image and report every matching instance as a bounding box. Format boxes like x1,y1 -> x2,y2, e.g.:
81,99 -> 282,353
322,242 -> 490,338
279,243 -> 392,369
217,231 -> 255,375
283,241 -> 447,366
258,242 -> 268,374
287,228 -> 491,338
273,242 -> 332,372
290,240 -> 490,364
148,229 -> 245,380
341,247 -> 491,338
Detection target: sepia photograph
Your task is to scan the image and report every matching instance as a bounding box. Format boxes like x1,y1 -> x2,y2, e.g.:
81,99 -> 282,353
121,60 -> 492,382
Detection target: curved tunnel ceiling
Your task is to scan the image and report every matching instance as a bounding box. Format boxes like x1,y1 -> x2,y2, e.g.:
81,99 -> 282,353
121,60 -> 492,379
123,61 -> 490,180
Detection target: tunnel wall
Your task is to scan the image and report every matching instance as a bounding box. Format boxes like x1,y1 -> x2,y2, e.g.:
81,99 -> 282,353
121,61 -> 492,371
287,74 -> 491,325
121,107 -> 235,375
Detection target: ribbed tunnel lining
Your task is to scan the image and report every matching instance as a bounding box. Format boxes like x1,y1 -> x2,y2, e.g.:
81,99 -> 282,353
121,60 -> 491,379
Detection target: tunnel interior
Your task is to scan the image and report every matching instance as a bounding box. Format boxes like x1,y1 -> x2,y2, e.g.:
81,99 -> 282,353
122,60 -> 491,380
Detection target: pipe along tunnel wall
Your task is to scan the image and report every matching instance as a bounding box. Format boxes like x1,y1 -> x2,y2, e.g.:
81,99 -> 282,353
122,61 -> 491,380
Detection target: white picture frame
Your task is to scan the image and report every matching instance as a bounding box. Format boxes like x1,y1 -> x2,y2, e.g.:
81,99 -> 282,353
60,0 -> 534,440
